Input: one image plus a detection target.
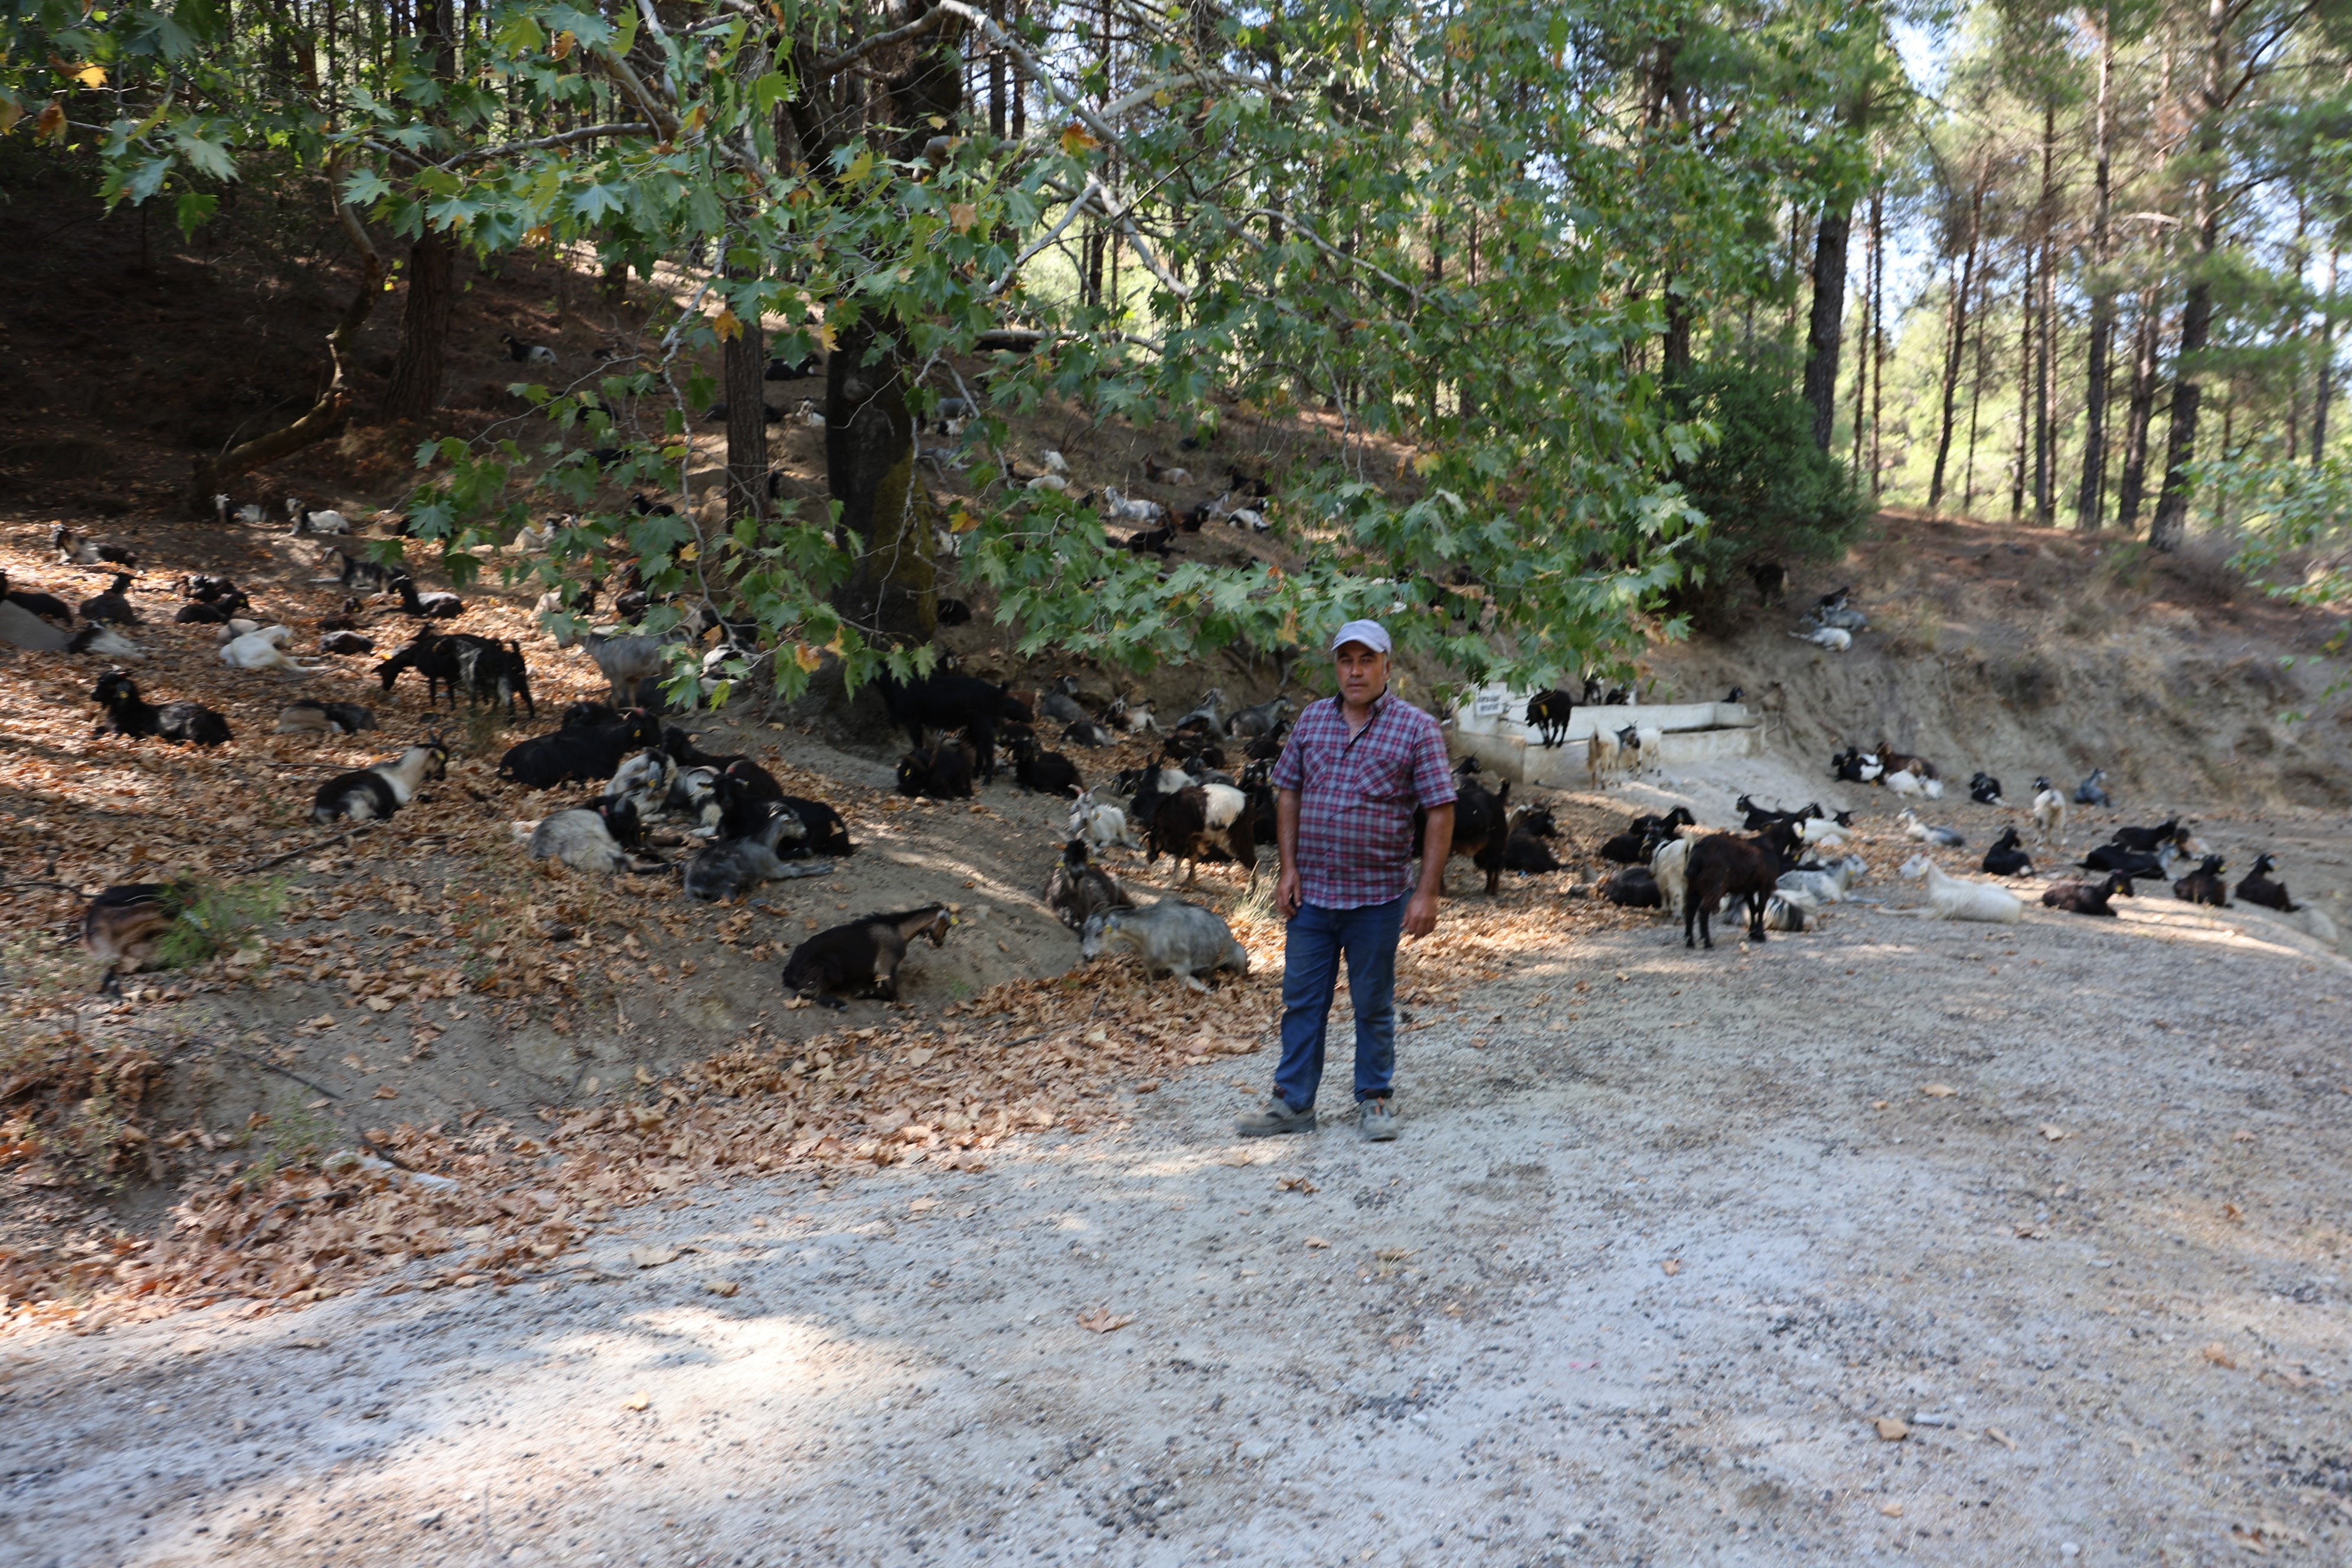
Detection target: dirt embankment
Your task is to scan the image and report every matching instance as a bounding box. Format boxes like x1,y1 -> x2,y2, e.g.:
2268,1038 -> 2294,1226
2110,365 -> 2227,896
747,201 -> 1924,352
1648,512 -> 2352,814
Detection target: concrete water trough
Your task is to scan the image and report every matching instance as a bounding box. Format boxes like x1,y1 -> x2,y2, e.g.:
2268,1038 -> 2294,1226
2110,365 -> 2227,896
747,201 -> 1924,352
1445,688 -> 1763,787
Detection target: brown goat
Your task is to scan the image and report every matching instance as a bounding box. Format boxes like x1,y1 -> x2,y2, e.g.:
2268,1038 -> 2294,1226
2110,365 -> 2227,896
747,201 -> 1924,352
1682,823 -> 1800,949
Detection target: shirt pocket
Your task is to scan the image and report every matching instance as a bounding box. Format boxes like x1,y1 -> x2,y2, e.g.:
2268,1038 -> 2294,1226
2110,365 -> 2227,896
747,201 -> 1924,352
1347,750 -> 1414,807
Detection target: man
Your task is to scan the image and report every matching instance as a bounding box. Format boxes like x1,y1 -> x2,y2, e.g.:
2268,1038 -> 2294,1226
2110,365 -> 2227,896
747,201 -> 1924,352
1238,620 -> 1455,1142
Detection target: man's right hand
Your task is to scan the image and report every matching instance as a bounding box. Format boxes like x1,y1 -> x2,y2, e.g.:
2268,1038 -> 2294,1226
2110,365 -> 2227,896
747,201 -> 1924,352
1276,864 -> 1303,919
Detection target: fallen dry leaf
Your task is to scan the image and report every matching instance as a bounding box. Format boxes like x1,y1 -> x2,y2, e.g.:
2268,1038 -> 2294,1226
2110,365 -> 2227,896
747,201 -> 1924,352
629,1246 -> 680,1269
1076,1308 -> 1134,1334
2233,1129 -> 2257,1144
1984,1426 -> 2017,1451
2115,1433 -> 2144,1457
1276,1175 -> 1319,1193
705,1279 -> 740,1298
1873,1416 -> 1910,1442
2039,1123 -> 2070,1141
286,1338 -> 329,1350
1921,1084 -> 1955,1099
1880,1501 -> 1905,1518
622,1391 -> 650,1412
1661,1259 -> 1681,1276
2202,1341 -> 2238,1370
1304,1236 -> 1331,1249
372,1085 -> 399,1100
907,1197 -> 938,1213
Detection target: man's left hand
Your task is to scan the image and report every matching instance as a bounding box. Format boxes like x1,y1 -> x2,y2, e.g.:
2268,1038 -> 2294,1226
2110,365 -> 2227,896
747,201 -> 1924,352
1403,888 -> 1440,939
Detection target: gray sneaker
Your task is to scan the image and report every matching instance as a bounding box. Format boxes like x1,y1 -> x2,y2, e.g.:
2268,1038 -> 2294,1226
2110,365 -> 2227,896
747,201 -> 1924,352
1358,1097 -> 1399,1142
1235,1096 -> 1316,1138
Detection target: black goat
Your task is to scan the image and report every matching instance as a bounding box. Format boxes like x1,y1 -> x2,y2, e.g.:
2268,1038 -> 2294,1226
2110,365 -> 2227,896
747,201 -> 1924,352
90,671 -> 230,746
880,670 -> 1030,782
498,710 -> 662,788
1747,560 -> 1788,603
779,906 -> 953,1008
1601,866 -> 1661,908
1522,689 -> 1575,748
457,637 -> 535,718
1968,772 -> 2005,805
1683,823 -> 1799,949
0,569 -> 71,624
1502,806 -> 1563,873
2043,873 -> 2132,917
1416,778 -> 1510,896
2108,816 -> 2187,854
319,630 -> 376,656
2173,855 -> 2229,907
1011,736 -> 1084,798
1981,827 -> 2033,877
896,744 -> 975,800
2235,852 -> 2297,912
78,573 -> 139,625
1124,525 -> 1177,557
175,594 -> 251,625
2080,844 -> 2168,880
336,551 -> 399,591
391,574 -> 464,619
1598,806 -> 1694,865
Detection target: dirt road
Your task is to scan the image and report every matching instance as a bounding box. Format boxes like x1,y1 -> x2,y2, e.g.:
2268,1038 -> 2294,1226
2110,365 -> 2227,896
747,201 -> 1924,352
6,881 -> 2347,1567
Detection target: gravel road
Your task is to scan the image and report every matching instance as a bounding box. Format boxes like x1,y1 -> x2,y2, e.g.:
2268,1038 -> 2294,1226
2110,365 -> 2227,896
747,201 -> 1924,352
6,890 -> 2348,1567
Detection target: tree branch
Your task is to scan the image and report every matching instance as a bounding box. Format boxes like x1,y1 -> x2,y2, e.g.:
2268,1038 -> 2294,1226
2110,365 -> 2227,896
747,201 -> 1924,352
809,5 -> 958,79
441,122 -> 658,167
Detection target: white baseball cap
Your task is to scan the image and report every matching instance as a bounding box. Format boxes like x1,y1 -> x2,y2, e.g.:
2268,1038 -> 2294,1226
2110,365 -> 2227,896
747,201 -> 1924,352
1329,619 -> 1393,655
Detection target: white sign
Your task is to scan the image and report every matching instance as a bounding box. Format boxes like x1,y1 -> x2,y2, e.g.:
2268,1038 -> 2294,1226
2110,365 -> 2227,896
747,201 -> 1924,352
1472,691 -> 1508,718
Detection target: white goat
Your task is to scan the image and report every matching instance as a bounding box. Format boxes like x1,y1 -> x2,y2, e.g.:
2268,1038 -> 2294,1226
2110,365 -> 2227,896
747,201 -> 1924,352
2031,776 -> 2069,845
218,625 -> 323,672
1794,625 -> 1853,651
1899,808 -> 1965,848
1900,855 -> 2023,923
1650,835 -> 1693,922
1797,817 -> 1851,851
1103,487 -> 1166,525
1778,854 -> 1867,906
1069,795 -> 1142,852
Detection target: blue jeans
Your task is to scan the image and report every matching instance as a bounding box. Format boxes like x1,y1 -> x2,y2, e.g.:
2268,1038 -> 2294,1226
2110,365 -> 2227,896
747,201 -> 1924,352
1275,894 -> 1406,1110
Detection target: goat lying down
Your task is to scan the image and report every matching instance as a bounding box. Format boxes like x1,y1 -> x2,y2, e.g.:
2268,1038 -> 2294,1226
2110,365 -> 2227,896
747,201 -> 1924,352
1080,900 -> 1248,992
780,906 -> 953,1007
82,882 -> 192,989
683,805 -> 834,902
312,742 -> 449,824
521,798 -> 665,874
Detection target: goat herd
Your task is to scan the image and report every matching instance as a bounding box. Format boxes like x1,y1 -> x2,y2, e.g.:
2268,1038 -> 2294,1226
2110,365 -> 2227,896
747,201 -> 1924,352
1581,743 -> 2331,953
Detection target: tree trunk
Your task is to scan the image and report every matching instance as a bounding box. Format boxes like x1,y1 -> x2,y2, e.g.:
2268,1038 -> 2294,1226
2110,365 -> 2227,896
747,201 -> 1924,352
378,0 -> 457,423
2012,240 -> 2034,519
2075,11 -> 2117,531
1928,167 -> 1986,513
1869,186 -> 1884,495
1851,201 -> 1871,478
1802,204 -> 1853,451
2032,99 -> 2057,525
1964,264 -> 1992,514
378,228 -> 456,420
2150,0 -> 2232,551
722,264 -> 769,524
2316,245 -> 2338,465
821,0 -> 964,646
827,322 -> 935,644
2116,294 -> 2163,530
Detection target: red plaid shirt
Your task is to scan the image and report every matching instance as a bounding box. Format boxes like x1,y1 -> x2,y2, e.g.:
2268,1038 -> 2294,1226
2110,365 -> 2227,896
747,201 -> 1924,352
1271,692 -> 1458,909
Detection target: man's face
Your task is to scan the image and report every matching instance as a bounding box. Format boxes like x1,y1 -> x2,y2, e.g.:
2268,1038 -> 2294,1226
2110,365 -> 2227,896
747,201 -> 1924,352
1334,642 -> 1387,705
